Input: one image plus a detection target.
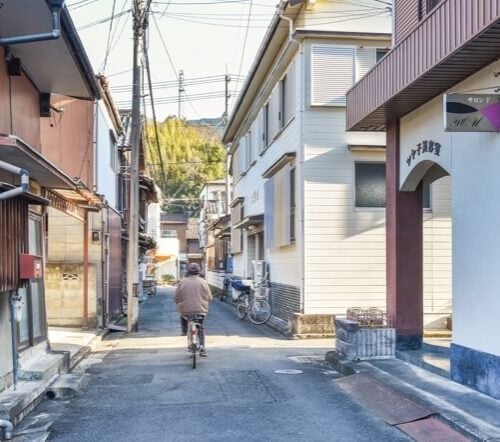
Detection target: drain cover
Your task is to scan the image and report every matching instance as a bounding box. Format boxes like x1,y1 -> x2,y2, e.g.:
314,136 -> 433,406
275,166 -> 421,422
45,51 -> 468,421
274,369 -> 303,375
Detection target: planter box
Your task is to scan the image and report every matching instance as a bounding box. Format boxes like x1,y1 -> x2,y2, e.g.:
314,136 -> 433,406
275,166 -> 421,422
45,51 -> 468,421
335,318 -> 395,360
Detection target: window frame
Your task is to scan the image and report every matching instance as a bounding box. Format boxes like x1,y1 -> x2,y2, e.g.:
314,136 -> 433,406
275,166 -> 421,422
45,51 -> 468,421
160,227 -> 178,238
279,75 -> 287,129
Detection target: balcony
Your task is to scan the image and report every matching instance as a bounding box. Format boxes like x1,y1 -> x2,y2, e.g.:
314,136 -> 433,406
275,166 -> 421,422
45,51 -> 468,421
346,0 -> 500,131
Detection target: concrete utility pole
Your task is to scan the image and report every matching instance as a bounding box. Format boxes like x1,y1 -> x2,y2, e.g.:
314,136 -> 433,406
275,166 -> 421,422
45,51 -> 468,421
127,0 -> 146,333
178,69 -> 184,119
224,73 -> 231,216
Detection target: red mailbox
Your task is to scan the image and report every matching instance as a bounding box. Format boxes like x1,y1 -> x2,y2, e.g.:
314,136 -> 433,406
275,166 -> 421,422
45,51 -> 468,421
19,254 -> 43,279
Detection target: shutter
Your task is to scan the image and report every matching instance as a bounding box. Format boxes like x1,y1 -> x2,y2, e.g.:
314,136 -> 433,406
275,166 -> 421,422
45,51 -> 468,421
231,201 -> 242,254
285,61 -> 295,123
355,47 -> 377,81
252,118 -> 260,159
264,179 -> 275,249
265,164 -> 293,249
232,147 -> 240,179
311,44 -> 354,106
246,132 -> 253,166
239,137 -> 247,172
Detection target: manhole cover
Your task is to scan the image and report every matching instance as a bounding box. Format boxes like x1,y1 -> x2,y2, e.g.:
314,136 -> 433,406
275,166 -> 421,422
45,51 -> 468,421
274,369 -> 303,375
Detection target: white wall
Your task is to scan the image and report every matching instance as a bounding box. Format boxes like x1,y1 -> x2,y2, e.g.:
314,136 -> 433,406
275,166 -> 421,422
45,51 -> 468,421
96,103 -> 118,209
231,54 -> 302,286
401,59 -> 500,356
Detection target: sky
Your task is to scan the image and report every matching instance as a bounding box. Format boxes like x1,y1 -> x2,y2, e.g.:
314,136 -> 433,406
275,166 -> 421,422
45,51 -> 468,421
67,0 -> 281,121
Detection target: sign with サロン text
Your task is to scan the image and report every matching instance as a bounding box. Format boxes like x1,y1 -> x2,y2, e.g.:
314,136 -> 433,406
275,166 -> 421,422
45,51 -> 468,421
444,93 -> 500,132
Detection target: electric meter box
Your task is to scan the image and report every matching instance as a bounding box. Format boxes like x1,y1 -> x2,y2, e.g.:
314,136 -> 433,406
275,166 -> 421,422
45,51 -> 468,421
19,254 -> 43,279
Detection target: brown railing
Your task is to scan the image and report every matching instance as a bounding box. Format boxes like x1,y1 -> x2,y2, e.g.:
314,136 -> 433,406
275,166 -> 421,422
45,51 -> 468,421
347,0 -> 500,130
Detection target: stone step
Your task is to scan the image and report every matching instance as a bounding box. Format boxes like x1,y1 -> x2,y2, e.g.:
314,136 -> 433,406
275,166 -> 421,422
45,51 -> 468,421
396,349 -> 450,379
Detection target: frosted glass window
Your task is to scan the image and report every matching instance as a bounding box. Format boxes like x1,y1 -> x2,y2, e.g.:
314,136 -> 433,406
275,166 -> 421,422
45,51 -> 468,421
355,163 -> 386,208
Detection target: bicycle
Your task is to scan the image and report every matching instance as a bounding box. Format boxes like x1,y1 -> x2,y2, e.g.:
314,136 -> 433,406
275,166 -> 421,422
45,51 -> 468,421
236,283 -> 272,325
185,315 -> 205,369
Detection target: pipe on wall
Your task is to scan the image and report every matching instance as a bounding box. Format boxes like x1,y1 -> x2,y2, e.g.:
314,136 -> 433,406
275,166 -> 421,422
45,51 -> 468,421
0,2 -> 63,47
0,419 -> 13,440
8,291 -> 20,391
0,160 -> 29,201
83,211 -> 89,328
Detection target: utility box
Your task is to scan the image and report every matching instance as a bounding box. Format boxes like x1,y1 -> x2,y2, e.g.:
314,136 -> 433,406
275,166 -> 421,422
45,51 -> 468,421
19,254 -> 43,279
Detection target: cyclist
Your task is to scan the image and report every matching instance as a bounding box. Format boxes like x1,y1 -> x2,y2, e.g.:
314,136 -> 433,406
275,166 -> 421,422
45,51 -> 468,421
174,262 -> 212,357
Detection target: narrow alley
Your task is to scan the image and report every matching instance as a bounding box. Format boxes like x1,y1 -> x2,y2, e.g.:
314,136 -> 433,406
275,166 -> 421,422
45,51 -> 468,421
20,289 -> 407,442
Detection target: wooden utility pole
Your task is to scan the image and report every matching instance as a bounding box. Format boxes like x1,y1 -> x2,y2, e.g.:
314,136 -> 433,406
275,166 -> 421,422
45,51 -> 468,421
127,0 -> 146,332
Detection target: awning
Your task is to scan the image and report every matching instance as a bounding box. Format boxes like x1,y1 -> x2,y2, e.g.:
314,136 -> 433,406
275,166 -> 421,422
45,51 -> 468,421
0,135 -> 77,190
0,183 -> 49,205
262,153 -> 296,178
233,214 -> 264,230
0,1 -> 99,100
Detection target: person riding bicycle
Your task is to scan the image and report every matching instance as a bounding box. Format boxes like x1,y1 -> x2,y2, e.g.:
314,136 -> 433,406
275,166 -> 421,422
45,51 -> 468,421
174,262 -> 212,357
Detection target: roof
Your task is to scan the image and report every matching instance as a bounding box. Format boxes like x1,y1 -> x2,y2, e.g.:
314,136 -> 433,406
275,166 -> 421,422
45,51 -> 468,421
160,213 -> 188,224
0,1 -> 99,99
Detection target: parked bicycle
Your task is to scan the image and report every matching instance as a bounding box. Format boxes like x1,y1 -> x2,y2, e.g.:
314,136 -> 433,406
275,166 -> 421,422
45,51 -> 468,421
236,282 -> 272,325
185,314 -> 205,369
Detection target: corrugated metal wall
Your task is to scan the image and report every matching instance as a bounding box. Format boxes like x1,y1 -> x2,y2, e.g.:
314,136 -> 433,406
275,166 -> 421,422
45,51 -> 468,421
394,0 -> 421,44
0,198 -> 28,292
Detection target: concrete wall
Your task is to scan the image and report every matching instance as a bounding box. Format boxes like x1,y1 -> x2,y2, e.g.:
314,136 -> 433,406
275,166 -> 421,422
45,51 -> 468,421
46,208 -> 102,327
45,263 -> 97,327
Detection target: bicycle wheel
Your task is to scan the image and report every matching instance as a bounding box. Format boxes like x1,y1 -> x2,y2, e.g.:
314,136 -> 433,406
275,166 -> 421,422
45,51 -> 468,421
236,296 -> 248,320
248,299 -> 272,325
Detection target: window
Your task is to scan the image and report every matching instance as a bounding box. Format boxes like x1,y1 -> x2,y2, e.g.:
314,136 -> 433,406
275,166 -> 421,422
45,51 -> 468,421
279,76 -> 287,129
355,163 -> 386,208
262,104 -> 269,148
161,227 -> 177,238
427,0 -> 442,12
376,48 -> 389,62
109,130 -> 117,172
355,163 -> 431,208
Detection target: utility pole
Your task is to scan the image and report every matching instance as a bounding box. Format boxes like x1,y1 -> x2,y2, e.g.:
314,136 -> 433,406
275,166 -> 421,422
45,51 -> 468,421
127,0 -> 146,333
178,69 -> 185,119
224,72 -> 231,215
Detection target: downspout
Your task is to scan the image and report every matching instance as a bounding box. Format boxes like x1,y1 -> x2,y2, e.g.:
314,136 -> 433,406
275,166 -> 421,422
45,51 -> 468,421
0,418 -> 13,440
0,160 -> 29,200
9,291 -> 21,391
0,1 -> 64,46
83,211 -> 89,328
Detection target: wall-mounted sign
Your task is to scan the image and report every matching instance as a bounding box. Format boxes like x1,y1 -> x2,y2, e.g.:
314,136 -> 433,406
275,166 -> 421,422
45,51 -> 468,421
444,93 -> 500,132
406,140 -> 441,167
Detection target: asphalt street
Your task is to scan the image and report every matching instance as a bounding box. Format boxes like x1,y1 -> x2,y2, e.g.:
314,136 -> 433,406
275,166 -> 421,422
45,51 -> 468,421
23,287 -> 409,442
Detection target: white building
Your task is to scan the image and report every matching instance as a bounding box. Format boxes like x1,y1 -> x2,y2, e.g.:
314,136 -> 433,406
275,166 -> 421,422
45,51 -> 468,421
223,0 -> 452,336
199,180 -> 231,290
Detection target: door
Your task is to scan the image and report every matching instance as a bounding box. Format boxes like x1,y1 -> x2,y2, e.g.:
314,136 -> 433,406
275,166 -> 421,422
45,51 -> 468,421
17,214 -> 46,349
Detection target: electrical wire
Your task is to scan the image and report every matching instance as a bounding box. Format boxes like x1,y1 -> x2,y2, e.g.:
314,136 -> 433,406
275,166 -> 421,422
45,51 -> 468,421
101,0 -> 118,72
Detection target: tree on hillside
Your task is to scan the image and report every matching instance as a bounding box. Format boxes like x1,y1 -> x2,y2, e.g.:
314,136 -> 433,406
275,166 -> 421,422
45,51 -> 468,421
145,117 -> 225,215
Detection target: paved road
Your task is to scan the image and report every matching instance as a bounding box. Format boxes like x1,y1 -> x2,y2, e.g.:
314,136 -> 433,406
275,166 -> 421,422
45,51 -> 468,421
24,288 -> 408,441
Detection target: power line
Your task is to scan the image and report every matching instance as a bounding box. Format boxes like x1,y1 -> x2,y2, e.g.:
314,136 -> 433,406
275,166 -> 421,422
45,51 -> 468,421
101,0 -> 118,72
236,0 -> 253,81
77,9 -> 131,30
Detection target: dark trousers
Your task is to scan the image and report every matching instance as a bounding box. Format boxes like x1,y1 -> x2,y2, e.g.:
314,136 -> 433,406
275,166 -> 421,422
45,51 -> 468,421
181,316 -> 206,348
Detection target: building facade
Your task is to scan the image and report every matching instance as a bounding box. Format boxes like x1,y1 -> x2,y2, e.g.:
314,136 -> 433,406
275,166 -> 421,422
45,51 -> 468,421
0,1 -> 100,392
346,0 -> 500,399
224,0 -> 452,336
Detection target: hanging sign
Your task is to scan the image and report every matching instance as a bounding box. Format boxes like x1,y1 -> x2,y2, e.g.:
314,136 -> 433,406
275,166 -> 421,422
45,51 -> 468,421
444,93 -> 500,132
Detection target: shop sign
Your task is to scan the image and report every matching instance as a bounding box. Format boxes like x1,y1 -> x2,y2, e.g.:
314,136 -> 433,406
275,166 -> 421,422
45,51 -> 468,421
406,140 -> 441,167
444,93 -> 500,132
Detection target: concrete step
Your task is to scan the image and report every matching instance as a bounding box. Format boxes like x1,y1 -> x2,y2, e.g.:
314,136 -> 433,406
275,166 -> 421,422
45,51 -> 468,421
44,374 -> 89,400
18,354 -> 67,383
355,359 -> 500,441
396,349 -> 450,379
0,376 -> 57,427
